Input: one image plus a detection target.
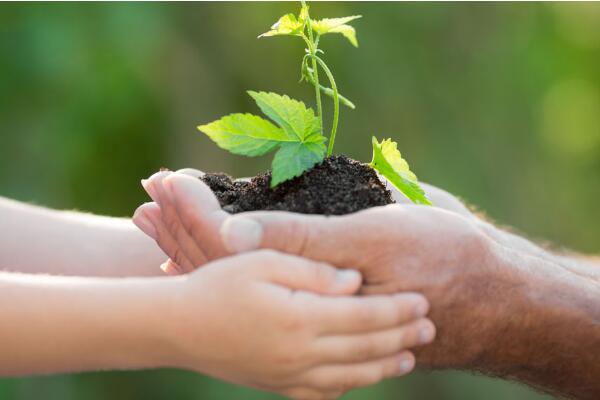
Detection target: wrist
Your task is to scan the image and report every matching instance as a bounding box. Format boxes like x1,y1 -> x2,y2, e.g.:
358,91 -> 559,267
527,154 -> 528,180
462,238 -> 600,388
80,276 -> 183,372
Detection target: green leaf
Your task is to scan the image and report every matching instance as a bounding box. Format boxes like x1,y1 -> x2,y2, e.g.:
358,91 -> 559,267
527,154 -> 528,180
197,113 -> 292,157
248,91 -> 321,142
311,15 -> 362,47
369,137 -> 432,205
271,141 -> 326,187
199,92 -> 327,187
298,4 -> 309,24
258,13 -> 303,38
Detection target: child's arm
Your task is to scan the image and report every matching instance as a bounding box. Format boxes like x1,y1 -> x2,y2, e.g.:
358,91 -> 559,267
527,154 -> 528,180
0,196 -> 164,277
0,251 -> 434,398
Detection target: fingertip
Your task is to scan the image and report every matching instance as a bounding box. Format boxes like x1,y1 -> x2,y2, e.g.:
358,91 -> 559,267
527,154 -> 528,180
163,173 -> 221,211
132,204 -> 158,240
334,269 -> 362,295
175,168 -> 205,178
143,171 -> 171,201
418,318 -> 436,344
395,293 -> 430,318
162,174 -> 177,202
397,351 -> 415,376
160,259 -> 183,276
413,295 -> 430,318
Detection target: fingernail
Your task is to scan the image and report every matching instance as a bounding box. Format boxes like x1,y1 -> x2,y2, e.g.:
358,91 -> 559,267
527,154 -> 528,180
134,211 -> 158,240
220,216 -> 263,253
414,301 -> 429,318
160,260 -> 182,276
398,356 -> 414,374
419,326 -> 434,344
162,177 -> 175,202
336,269 -> 360,284
141,179 -> 158,201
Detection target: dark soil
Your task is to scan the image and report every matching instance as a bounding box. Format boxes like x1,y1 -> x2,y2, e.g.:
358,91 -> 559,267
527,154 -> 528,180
200,155 -> 394,215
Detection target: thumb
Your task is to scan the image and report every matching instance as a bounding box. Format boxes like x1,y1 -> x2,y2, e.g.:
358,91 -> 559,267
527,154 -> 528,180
220,211 -> 358,267
250,251 -> 362,295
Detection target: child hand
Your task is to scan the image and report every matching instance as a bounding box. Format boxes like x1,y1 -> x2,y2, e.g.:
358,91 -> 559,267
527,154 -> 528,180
133,170 -> 228,274
166,250 -> 434,398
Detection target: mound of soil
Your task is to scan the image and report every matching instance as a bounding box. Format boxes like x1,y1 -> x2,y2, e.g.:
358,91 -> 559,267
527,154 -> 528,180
201,155 -> 394,215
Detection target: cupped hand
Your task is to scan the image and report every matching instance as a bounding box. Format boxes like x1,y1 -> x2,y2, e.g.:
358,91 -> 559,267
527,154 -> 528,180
166,250 -> 434,399
132,169 -> 474,274
133,172 -> 495,369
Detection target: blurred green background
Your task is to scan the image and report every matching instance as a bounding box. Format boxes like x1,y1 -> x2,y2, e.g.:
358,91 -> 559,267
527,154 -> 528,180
1,2 -> 599,399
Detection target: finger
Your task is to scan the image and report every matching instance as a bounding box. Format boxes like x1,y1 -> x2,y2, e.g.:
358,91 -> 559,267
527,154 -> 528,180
140,202 -> 195,272
304,292 -> 429,335
175,168 -> 205,179
145,171 -> 208,270
133,202 -> 158,240
281,387 -> 343,400
246,250 -> 362,296
160,259 -> 183,276
313,318 -> 435,364
302,351 -> 415,391
219,206 -> 398,268
161,174 -> 229,260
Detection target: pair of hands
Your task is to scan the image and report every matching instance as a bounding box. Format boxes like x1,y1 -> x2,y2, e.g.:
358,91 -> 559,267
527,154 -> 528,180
133,169 -> 492,397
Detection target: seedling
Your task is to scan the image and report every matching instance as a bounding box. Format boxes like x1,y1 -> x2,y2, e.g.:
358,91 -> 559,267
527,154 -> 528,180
198,1 -> 431,205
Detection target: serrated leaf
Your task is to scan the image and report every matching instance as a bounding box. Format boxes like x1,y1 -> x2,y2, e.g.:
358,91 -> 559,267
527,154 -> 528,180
312,15 -> 361,47
369,137 -> 432,205
258,13 -> 303,38
271,141 -> 326,187
248,91 -> 321,142
197,113 -> 293,157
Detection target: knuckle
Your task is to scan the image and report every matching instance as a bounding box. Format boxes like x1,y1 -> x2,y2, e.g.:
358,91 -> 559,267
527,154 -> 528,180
289,218 -> 310,255
273,345 -> 304,367
280,305 -> 308,332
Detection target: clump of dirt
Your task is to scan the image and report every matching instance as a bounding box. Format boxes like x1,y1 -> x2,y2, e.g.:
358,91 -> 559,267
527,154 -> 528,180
201,155 -> 394,215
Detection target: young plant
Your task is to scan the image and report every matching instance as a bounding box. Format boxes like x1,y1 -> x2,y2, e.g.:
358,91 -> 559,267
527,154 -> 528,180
198,2 -> 431,205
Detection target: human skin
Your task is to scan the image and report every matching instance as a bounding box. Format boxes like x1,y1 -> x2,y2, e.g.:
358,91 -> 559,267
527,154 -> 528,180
0,196 -> 165,277
0,195 -> 435,399
0,250 -> 435,399
135,170 -> 600,400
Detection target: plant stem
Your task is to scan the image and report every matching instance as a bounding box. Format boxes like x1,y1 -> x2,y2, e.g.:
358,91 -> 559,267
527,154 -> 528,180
302,8 -> 323,139
313,56 -> 339,156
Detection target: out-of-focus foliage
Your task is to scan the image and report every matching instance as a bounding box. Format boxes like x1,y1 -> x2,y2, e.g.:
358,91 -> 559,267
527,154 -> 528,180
1,2 -> 599,399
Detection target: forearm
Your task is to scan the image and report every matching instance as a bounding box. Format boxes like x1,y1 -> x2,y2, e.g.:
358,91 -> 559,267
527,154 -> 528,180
477,219 -> 600,282
463,232 -> 600,399
0,271 -> 179,376
0,196 -> 165,276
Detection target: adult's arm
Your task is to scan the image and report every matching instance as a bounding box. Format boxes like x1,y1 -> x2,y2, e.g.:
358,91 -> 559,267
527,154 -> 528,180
135,172 -> 600,400
0,196 -> 164,276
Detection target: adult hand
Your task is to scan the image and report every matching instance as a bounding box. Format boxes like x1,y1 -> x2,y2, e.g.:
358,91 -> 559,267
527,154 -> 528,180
133,172 -> 486,368
132,169 -> 473,274
135,171 -> 600,400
